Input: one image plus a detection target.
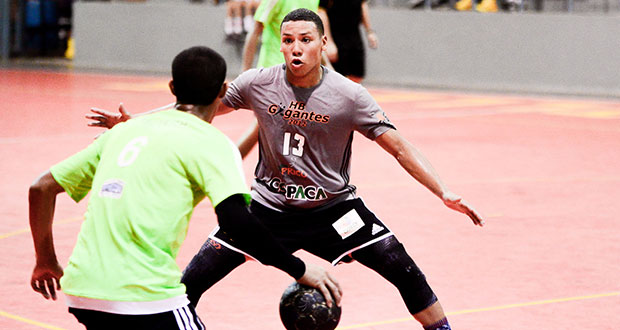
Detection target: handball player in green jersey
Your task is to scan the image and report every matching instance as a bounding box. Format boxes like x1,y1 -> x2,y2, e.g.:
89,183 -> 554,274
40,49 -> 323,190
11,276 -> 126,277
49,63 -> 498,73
29,45 -> 341,329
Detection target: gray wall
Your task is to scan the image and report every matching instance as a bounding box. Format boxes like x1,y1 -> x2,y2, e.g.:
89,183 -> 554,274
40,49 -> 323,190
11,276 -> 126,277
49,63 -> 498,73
366,10 -> 620,97
73,3 -> 620,98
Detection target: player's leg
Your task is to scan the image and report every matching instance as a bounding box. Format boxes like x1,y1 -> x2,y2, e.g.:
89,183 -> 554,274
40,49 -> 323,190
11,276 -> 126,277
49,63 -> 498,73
230,0 -> 244,35
351,236 -> 451,330
181,237 -> 246,307
332,45 -> 366,84
299,198 -> 449,329
242,0 -> 258,33
345,46 -> 366,84
224,0 -> 234,37
183,201 -> 302,308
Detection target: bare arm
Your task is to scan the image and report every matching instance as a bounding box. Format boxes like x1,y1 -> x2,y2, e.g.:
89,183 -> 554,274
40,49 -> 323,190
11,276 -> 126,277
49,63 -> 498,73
361,1 -> 378,49
376,129 -> 484,226
242,21 -> 264,72
236,119 -> 259,159
29,171 -> 66,300
87,98 -> 237,129
86,102 -> 175,129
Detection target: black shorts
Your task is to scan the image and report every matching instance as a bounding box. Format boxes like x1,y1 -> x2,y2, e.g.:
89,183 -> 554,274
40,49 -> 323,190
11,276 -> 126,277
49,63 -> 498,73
211,198 -> 393,265
332,46 -> 366,78
69,305 -> 204,330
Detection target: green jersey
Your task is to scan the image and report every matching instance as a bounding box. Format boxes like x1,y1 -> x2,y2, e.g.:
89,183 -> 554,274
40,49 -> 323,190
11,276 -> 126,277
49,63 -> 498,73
254,0 -> 319,68
52,110 -> 250,313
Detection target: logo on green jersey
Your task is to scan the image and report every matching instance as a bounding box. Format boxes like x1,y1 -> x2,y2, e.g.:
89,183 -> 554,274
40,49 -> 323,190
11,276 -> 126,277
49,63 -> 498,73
99,179 -> 125,199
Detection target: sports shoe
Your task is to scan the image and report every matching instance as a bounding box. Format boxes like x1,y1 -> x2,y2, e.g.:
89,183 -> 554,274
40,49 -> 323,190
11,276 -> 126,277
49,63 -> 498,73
409,0 -> 426,8
455,0 -> 472,10
476,0 -> 499,12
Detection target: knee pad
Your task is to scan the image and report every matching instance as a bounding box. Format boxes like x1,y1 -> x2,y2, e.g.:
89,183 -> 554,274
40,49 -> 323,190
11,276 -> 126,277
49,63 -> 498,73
352,236 -> 438,315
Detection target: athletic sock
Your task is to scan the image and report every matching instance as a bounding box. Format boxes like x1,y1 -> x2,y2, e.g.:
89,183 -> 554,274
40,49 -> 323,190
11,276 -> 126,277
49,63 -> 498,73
233,17 -> 243,35
423,317 -> 451,330
243,15 -> 254,33
224,18 -> 234,36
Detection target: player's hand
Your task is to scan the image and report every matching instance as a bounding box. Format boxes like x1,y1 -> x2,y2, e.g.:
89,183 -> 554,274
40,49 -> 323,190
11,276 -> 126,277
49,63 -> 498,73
442,191 -> 485,227
367,31 -> 378,49
86,103 -> 132,129
31,261 -> 63,300
296,264 -> 342,307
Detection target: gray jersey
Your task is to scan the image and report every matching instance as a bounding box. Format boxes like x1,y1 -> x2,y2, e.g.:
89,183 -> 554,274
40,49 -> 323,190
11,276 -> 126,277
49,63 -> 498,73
223,65 -> 395,211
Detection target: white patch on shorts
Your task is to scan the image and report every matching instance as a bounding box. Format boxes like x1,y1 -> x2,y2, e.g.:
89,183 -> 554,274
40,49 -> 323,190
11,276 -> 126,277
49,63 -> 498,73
332,209 -> 365,239
99,179 -> 125,199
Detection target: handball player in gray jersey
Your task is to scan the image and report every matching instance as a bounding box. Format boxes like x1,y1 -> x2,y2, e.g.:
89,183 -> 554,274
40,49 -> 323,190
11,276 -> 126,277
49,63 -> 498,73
185,9 -> 484,330
88,9 -> 484,330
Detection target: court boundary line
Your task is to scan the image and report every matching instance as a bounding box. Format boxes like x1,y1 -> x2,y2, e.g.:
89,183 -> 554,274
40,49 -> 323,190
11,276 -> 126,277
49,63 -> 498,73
336,291 -> 620,329
0,309 -> 67,330
1,216 -> 80,330
3,291 -> 616,330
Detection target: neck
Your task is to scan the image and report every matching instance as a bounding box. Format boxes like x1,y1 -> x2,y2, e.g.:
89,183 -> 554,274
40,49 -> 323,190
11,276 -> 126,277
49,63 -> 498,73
287,65 -> 323,88
174,103 -> 215,123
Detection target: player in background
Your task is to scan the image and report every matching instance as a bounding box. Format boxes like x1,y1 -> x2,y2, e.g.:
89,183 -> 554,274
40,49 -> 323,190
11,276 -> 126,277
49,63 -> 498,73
242,0 -> 318,72
30,46 -> 341,329
224,0 -> 244,39
242,0 -> 260,34
318,0 -> 378,84
87,9 -> 484,330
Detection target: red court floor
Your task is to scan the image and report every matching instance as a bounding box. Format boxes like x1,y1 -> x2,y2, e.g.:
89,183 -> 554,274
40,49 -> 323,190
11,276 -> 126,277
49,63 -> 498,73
1,69 -> 619,329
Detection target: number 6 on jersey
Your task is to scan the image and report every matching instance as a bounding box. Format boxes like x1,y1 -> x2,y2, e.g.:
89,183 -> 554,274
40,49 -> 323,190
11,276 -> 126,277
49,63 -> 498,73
117,136 -> 149,167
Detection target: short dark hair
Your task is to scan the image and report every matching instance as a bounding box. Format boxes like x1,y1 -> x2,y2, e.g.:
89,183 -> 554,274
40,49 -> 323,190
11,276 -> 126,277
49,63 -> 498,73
171,46 -> 226,106
280,8 -> 324,36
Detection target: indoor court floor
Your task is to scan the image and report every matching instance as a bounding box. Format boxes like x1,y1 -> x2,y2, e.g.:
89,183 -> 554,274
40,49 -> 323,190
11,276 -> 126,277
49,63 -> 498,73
1,69 -> 618,329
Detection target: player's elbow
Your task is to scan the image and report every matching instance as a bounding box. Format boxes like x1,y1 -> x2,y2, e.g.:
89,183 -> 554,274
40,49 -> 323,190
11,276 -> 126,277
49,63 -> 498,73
29,175 -> 47,197
390,144 -> 406,162
215,194 -> 253,235
385,140 -> 410,165
29,183 -> 43,203
29,171 -> 63,200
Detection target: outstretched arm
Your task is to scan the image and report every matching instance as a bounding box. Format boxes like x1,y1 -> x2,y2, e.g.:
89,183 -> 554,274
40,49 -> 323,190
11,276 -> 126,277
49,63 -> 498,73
29,171 -> 66,300
86,101 -> 235,129
86,102 -> 175,129
375,129 -> 484,226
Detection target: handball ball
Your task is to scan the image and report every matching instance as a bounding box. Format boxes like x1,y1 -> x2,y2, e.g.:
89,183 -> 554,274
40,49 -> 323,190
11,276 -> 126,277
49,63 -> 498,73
279,282 -> 342,330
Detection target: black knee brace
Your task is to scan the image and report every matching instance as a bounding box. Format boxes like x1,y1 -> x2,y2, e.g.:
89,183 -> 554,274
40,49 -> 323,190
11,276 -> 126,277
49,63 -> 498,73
181,238 -> 246,307
352,236 -> 438,315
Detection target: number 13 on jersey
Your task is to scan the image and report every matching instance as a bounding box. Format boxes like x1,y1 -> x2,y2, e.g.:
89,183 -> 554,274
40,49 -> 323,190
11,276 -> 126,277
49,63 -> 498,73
282,132 -> 305,156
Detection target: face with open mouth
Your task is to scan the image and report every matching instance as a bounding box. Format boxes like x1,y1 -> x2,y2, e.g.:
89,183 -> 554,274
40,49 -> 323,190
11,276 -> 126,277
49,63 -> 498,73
280,20 -> 327,88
